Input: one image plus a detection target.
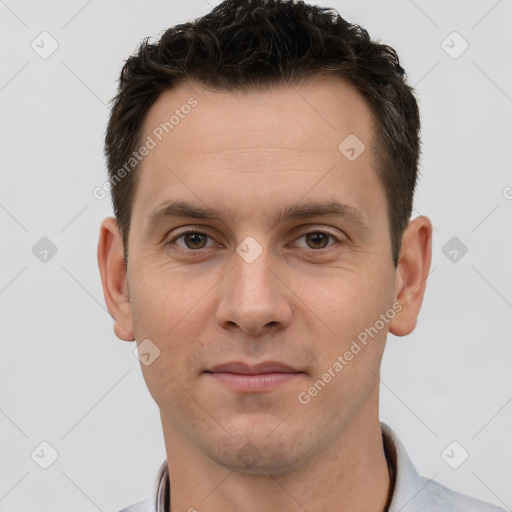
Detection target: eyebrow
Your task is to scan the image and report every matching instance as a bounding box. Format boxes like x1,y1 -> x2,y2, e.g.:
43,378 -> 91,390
146,198 -> 369,230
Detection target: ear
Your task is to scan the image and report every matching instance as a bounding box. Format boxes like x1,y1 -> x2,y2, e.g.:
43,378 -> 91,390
389,215 -> 433,337
97,217 -> 135,341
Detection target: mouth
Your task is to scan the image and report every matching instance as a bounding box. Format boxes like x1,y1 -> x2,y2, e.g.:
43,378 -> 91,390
204,361 -> 305,393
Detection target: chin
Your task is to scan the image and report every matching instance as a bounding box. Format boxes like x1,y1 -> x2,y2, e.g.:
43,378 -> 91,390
205,430 -> 314,476
214,451 -> 305,476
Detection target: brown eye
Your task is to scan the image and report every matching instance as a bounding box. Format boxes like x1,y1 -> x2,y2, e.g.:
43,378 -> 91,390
183,232 -> 208,249
293,229 -> 345,254
170,231 -> 213,250
305,232 -> 330,249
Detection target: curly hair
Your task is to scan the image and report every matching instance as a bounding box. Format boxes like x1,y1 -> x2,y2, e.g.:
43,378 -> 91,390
104,0 -> 421,267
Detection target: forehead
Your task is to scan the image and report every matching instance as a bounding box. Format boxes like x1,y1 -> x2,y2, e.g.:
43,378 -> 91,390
131,76 -> 385,232
143,76 -> 375,159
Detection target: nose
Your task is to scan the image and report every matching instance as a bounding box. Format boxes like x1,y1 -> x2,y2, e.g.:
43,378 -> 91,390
215,245 -> 292,336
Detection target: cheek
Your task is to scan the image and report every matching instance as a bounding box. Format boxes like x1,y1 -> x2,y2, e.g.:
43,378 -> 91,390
129,263 -> 213,340
314,268 -> 392,337
302,268 -> 392,398
130,266 -> 216,383
300,299 -> 387,424
140,360 -> 203,432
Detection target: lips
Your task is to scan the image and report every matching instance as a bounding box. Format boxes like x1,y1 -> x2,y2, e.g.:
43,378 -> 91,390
205,361 -> 301,375
204,361 -> 304,393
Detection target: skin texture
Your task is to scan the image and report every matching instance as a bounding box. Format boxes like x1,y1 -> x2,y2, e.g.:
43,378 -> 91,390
98,76 -> 432,512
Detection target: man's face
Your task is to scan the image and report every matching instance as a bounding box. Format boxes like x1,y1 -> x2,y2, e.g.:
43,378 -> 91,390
123,77 -> 399,473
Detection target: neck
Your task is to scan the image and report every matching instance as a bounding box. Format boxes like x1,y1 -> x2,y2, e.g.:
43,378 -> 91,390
161,395 -> 390,512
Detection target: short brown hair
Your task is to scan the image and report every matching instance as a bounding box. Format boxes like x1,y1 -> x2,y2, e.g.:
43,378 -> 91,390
104,0 -> 421,267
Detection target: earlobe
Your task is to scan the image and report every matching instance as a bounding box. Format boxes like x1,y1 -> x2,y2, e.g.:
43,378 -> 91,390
389,215 -> 433,337
97,217 -> 135,342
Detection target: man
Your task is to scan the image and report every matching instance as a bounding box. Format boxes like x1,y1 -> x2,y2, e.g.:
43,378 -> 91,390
97,1 -> 505,511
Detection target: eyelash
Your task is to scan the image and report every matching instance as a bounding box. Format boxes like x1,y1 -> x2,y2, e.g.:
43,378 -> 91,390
164,228 -> 343,254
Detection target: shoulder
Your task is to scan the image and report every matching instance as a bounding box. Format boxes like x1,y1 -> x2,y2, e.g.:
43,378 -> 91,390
402,475 -> 507,512
382,423 -> 507,512
117,457 -> 168,512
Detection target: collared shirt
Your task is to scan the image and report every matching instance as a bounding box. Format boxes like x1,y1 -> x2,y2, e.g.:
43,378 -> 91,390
118,422 -> 506,512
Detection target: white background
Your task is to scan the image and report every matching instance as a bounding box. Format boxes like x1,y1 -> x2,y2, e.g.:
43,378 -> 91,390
0,0 -> 511,510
